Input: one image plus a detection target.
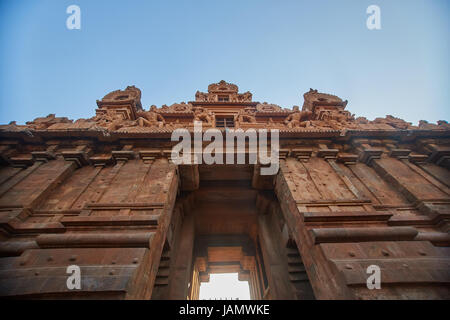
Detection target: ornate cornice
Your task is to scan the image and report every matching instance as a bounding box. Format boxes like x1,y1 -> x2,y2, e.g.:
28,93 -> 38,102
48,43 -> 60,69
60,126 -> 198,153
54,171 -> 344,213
1,83 -> 449,139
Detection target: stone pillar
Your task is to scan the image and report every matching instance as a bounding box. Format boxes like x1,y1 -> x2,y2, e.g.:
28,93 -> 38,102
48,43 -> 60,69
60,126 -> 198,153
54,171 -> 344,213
167,210 -> 195,299
258,207 -> 296,300
188,262 -> 201,300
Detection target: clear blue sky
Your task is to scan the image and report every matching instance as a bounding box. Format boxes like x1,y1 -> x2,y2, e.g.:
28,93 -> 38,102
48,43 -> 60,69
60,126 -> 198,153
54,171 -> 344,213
199,273 -> 250,300
0,0 -> 448,125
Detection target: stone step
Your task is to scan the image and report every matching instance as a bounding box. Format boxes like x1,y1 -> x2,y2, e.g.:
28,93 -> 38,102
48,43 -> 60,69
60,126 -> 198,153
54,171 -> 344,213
286,247 -> 300,257
288,264 -> 306,273
158,259 -> 170,268
160,250 -> 171,260
294,289 -> 316,300
156,267 -> 170,277
154,276 -> 169,286
289,272 -> 310,282
287,255 -> 303,265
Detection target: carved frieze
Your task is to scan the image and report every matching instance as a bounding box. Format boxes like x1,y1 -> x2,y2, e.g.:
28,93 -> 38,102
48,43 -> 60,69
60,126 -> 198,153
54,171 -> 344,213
0,84 -> 449,137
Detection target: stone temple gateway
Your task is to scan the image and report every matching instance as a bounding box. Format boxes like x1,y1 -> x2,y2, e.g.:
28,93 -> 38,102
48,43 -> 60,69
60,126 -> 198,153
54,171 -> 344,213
0,81 -> 449,299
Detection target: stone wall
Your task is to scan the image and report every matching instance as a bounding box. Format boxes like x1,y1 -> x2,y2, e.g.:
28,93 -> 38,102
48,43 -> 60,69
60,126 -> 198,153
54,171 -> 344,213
0,148 -> 178,299
275,139 -> 450,299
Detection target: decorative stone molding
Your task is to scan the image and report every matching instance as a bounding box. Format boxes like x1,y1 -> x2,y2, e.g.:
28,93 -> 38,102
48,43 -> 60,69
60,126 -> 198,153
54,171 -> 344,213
291,148 -> 313,162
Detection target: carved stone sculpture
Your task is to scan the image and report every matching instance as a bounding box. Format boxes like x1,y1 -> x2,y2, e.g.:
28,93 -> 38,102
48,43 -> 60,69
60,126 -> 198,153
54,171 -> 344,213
193,107 -> 214,124
256,102 -> 282,113
135,106 -> 165,128
284,107 -> 313,128
25,114 -> 72,130
92,110 -> 126,131
373,115 -> 412,130
234,108 -> 257,128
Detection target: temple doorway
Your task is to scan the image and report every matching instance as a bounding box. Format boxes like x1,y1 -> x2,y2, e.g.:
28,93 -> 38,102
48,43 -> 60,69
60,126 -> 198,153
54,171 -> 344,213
188,234 -> 267,300
155,164 -> 315,300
